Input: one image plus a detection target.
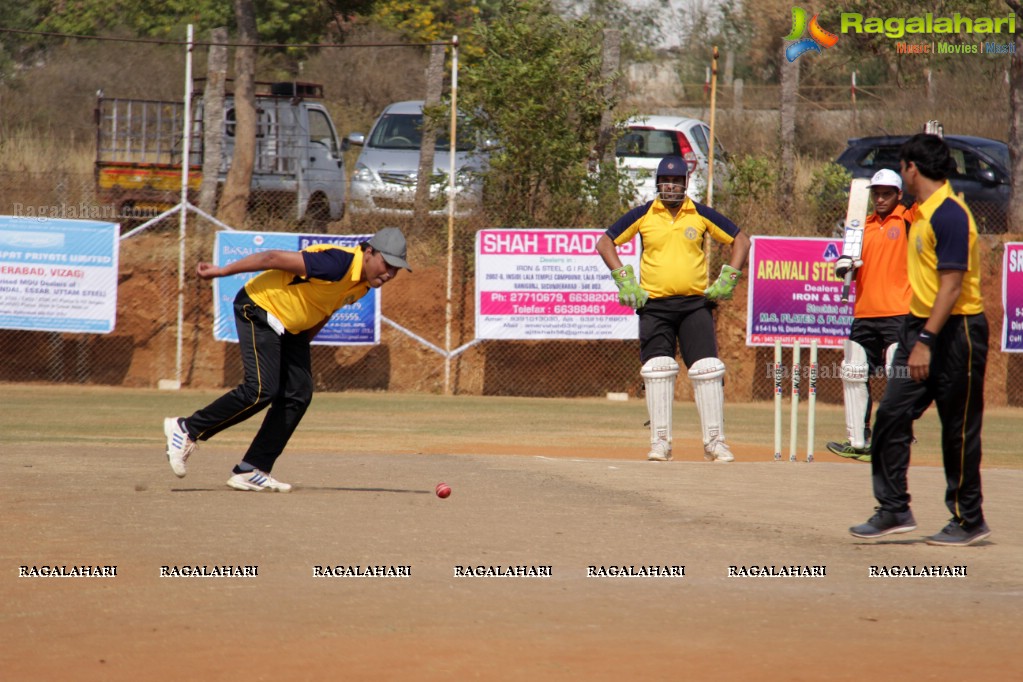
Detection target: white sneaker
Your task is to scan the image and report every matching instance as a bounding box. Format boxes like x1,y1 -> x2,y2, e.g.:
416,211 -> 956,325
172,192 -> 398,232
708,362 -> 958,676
704,440 -> 734,462
164,417 -> 196,477
647,440 -> 672,461
227,470 -> 292,493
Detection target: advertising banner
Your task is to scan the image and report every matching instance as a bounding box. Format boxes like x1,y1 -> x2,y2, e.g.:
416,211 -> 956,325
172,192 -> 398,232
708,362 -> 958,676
747,236 -> 851,348
475,229 -> 641,340
213,231 -> 379,345
0,216 -> 119,333
1002,242 -> 1023,352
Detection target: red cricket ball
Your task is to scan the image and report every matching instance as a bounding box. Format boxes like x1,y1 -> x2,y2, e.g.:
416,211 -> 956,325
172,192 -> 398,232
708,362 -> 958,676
435,482 -> 451,499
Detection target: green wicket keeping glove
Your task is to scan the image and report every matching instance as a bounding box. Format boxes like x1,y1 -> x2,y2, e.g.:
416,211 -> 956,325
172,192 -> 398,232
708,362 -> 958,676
704,264 -> 742,301
611,265 -> 649,310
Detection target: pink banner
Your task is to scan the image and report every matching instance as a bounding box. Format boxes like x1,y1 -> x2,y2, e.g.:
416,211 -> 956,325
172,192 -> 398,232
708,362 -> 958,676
479,291 -> 629,316
746,236 -> 851,348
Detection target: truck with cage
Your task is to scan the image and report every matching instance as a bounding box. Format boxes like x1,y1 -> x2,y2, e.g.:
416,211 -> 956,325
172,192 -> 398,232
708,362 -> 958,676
94,81 -> 346,225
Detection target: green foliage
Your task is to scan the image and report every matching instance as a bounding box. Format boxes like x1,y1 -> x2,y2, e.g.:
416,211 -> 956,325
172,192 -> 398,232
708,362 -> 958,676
581,162 -> 638,224
369,0 -> 484,61
722,154 -> 777,202
459,0 -> 625,226
32,0 -> 353,44
810,162 -> 853,235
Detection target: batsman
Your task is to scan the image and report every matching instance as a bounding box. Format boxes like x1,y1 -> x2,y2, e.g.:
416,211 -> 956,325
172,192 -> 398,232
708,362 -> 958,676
596,155 -> 750,462
826,169 -> 914,462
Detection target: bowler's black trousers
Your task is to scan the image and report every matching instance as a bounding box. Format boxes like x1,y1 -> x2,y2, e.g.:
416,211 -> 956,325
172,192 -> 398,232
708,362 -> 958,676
184,289 -> 314,473
870,313 -> 988,529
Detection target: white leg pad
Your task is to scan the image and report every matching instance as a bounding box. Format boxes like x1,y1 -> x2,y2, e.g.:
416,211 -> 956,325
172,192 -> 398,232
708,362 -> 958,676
884,343 -> 898,379
688,357 -> 732,462
642,356 -> 679,461
842,340 -> 870,449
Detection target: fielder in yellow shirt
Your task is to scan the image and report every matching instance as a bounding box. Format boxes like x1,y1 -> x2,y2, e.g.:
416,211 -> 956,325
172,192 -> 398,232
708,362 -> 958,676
163,227 -> 411,492
849,133 -> 990,546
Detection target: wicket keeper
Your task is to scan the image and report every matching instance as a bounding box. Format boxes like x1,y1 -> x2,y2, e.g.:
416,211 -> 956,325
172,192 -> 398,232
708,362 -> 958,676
596,155 -> 750,462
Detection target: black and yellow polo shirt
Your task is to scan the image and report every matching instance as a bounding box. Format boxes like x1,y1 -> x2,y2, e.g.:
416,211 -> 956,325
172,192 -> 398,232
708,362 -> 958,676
245,244 -> 370,334
906,180 -> 983,318
605,198 -> 740,299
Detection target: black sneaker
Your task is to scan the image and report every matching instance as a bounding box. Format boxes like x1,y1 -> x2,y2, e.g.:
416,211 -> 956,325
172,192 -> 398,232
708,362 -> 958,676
826,440 -> 870,460
925,521 -> 991,546
849,508 -> 917,538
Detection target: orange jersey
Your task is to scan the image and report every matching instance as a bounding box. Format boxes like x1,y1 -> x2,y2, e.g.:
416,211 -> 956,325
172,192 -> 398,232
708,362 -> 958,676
853,204 -> 914,318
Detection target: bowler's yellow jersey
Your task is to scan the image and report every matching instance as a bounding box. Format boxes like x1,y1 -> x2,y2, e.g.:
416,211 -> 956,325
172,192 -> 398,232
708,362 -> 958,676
245,244 -> 370,333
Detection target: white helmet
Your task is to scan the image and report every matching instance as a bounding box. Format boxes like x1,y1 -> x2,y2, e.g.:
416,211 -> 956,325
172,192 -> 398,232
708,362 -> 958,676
867,168 -> 903,191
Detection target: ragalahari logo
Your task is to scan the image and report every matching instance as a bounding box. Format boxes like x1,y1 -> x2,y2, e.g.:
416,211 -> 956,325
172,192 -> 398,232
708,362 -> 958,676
784,7 -> 839,62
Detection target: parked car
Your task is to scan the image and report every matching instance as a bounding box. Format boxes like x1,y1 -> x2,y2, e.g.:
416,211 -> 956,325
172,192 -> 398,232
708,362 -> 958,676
347,100 -> 489,217
614,115 -> 729,203
835,134 -> 1011,233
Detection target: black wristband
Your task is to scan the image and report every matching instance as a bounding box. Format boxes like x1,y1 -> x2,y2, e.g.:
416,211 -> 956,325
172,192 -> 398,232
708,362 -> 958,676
916,330 -> 935,347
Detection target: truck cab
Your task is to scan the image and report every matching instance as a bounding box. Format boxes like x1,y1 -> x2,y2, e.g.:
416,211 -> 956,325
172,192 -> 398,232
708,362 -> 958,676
95,81 -> 346,226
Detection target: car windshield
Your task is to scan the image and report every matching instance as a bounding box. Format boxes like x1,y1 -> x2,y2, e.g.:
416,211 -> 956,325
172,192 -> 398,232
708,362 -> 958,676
616,129 -> 680,158
368,113 -> 475,152
973,140 -> 1010,169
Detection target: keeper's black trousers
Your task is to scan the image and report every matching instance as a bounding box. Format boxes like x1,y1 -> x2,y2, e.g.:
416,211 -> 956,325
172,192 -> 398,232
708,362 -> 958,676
184,289 -> 314,473
870,313 -> 988,529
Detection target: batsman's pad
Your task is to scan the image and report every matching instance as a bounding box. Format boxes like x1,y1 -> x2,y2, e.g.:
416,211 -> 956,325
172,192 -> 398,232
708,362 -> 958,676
841,340 -> 870,449
688,357 -> 726,448
642,356 -> 679,457
885,343 -> 898,379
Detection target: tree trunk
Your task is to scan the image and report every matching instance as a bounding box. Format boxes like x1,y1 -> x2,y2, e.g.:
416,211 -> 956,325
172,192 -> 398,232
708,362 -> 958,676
1007,1 -> 1023,232
596,29 -> 621,167
414,44 -> 445,223
778,44 -> 799,215
199,27 -> 228,216
217,0 -> 258,228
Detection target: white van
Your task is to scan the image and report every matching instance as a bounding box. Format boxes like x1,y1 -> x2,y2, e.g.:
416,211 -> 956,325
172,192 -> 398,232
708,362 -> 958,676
347,100 -> 487,217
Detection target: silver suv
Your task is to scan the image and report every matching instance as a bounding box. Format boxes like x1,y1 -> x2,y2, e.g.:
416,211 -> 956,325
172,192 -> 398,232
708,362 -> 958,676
347,100 -> 487,217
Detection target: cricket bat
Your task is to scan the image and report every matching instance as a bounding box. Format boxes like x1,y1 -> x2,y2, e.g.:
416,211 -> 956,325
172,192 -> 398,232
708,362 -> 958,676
840,178 -> 871,303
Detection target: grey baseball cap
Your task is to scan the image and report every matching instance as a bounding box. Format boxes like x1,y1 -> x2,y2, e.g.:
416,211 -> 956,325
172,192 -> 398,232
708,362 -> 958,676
367,227 -> 411,271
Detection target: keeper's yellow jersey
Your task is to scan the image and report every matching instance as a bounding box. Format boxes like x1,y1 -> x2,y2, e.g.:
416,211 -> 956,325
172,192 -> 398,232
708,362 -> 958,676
605,198 -> 740,299
245,244 -> 370,334
906,180 -> 983,318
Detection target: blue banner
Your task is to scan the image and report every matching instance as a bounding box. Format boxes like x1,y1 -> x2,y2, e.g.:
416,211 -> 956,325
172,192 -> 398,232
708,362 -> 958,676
212,231 -> 379,345
0,216 -> 119,333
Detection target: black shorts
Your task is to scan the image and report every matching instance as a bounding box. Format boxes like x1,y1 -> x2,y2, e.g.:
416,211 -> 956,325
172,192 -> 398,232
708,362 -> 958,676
638,295 -> 718,367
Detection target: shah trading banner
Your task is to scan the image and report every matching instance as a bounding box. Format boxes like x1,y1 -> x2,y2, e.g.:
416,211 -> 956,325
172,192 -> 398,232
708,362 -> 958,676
475,228 -> 640,340
1003,242 -> 1023,352
746,235 -> 851,348
0,216 -> 119,333
213,231 -> 379,345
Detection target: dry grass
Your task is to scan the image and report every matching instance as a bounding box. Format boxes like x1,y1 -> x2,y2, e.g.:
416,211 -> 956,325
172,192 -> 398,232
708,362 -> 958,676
0,132 -> 94,174
1,384 -> 1021,469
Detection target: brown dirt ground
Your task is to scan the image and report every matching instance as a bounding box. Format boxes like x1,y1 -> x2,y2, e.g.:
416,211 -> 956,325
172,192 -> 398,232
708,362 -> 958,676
2,438 -> 1021,681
